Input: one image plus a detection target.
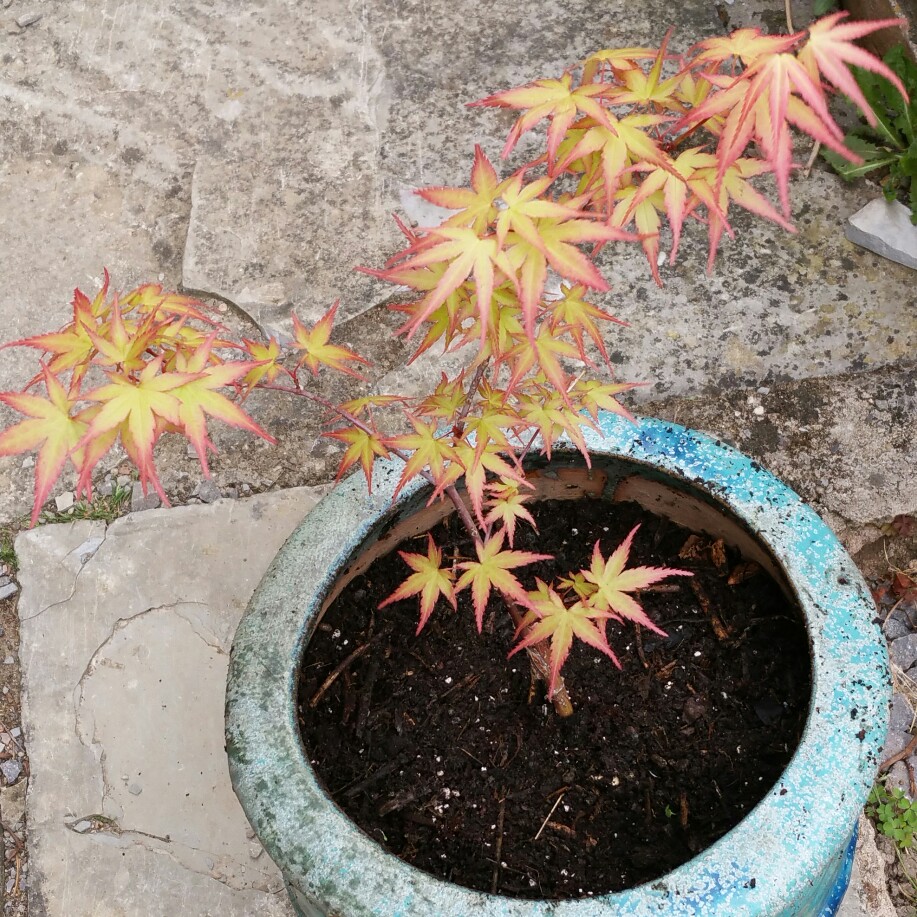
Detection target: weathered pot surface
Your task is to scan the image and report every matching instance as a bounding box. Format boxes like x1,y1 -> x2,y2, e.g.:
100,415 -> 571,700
226,413 -> 888,916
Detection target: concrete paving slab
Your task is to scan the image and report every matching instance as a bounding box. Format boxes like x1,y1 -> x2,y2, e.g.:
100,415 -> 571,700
646,363 -> 917,558
15,488 -> 330,917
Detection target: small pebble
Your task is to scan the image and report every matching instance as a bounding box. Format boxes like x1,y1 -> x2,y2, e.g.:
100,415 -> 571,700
71,820 -> 92,834
0,583 -> 17,601
128,783 -> 143,796
130,482 -> 161,513
55,492 -> 75,512
196,480 -> 221,504
3,656 -> 13,665
753,405 -> 765,416
0,760 -> 21,784
10,727 -> 20,738
15,11 -> 41,26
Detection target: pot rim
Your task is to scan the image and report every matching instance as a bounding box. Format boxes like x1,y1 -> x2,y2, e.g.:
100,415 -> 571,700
226,414 -> 888,916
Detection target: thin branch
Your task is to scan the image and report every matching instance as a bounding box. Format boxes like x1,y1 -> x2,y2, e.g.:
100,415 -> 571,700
879,733 -> 917,773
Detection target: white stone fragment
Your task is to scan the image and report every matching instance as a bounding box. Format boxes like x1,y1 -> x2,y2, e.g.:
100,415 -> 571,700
846,198 -> 917,271
54,492 -> 74,513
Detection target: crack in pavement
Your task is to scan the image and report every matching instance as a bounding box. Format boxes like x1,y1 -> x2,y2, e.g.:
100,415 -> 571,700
22,526 -> 110,622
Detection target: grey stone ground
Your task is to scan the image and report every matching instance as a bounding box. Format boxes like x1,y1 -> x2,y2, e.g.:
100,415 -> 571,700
15,491 -> 325,916
0,0 -> 915,914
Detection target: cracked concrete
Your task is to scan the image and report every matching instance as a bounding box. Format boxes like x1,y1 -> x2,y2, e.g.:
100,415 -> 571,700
16,489 -> 327,916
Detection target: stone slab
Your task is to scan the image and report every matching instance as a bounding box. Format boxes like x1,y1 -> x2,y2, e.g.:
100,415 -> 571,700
645,363 -> 917,557
846,198 -> 917,271
836,816 -> 897,917
15,489 -> 330,917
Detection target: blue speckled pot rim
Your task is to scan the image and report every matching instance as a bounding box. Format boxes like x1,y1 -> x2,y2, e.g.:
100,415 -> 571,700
227,414 -> 889,916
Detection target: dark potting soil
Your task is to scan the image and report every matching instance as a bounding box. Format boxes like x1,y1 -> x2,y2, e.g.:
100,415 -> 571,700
297,498 -> 811,900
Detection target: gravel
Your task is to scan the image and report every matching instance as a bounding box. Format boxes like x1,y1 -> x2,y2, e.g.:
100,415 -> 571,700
0,760 -> 21,784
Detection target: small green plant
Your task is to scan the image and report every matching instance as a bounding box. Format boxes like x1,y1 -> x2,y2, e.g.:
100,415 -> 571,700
822,45 -> 917,222
0,528 -> 16,574
37,483 -> 132,526
867,780 -> 917,849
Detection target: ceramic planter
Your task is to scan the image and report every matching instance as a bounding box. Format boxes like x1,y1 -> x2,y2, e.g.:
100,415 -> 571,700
226,413 -> 888,917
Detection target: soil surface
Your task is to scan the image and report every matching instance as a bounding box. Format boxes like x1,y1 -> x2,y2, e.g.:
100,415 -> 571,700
298,498 -> 812,900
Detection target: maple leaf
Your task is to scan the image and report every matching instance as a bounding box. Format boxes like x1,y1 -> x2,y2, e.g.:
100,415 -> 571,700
797,13 -> 909,130
122,283 -> 216,325
87,298 -> 164,371
493,174 -> 585,247
582,45 -> 657,83
0,370 -> 92,526
463,403 -> 520,461
582,525 -> 692,632
80,357 -> 200,501
416,373 -> 469,420
626,148 -> 719,262
581,46 -> 657,84
506,324 -> 581,401
572,379 -> 638,422
516,386 -> 591,459
557,571 -> 598,601
455,530 -> 551,632
324,426 -> 390,491
509,580 -> 620,695
471,72 -> 614,165
170,336 -> 277,475
504,218 -> 633,336
605,30 -> 685,112
386,416 -> 460,498
454,441 -> 527,526
690,158 -> 796,270
415,145 -> 503,232
386,228 -> 517,341
611,183 -> 665,284
337,394 -> 405,418
690,27 -> 800,69
483,479 -> 536,546
291,302 -> 369,378
379,534 -> 458,634
240,337 -> 288,389
555,113 -> 672,212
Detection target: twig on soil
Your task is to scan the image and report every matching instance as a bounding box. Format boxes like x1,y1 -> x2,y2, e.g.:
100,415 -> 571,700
355,643 -> 387,739
491,795 -> 506,893
635,625 -> 649,669
309,642 -> 374,708
546,821 -> 577,838
533,793 -> 565,841
0,821 -> 25,850
879,733 -> 917,773
691,580 -> 730,640
377,784 -> 434,816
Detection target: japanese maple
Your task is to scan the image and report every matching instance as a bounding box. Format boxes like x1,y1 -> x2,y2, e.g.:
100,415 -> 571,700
0,13 -> 905,715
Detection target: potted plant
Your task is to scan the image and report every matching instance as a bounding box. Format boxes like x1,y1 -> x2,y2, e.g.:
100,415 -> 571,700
0,12 -> 904,916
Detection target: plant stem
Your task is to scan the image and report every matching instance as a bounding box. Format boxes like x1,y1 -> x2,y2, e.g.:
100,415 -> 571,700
258,377 -> 575,717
